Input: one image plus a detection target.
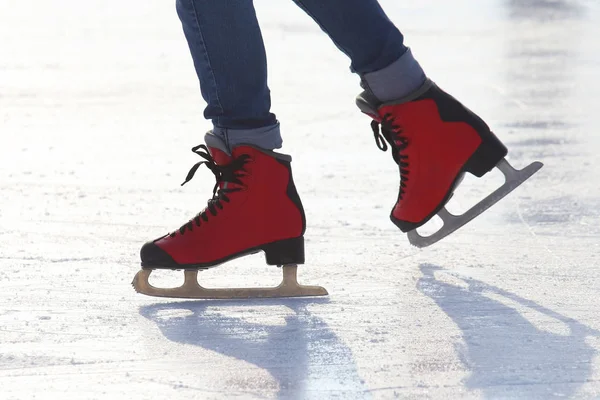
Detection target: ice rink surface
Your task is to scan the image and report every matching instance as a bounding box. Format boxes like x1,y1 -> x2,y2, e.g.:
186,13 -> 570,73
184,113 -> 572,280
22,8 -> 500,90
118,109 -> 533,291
1,0 -> 600,398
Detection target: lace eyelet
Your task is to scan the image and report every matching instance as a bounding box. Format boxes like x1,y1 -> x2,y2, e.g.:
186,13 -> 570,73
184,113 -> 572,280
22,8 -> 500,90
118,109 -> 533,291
177,144 -> 253,234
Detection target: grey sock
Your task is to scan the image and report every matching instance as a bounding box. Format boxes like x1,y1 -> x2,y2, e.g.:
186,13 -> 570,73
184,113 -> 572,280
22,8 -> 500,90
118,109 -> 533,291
361,48 -> 427,103
204,131 -> 230,154
211,122 -> 283,152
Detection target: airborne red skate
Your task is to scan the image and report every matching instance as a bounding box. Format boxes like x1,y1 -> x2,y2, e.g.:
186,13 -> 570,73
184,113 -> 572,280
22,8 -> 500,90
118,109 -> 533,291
357,79 -> 543,247
132,133 -> 327,299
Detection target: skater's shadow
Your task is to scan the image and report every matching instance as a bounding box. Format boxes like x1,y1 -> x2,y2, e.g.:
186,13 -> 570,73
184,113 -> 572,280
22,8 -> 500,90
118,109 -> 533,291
140,298 -> 366,399
418,264 -> 599,399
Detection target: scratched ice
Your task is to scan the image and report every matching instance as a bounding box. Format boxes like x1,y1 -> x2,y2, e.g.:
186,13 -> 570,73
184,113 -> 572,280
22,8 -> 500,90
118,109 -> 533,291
1,0 -> 599,399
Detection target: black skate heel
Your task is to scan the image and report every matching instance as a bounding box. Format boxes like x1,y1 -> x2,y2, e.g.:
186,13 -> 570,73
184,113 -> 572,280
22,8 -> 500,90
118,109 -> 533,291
262,237 -> 305,266
463,132 -> 508,177
422,81 -> 509,178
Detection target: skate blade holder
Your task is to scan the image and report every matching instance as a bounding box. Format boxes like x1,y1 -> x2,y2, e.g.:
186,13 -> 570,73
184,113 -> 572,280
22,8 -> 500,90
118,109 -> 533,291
407,158 -> 543,248
132,265 -> 328,299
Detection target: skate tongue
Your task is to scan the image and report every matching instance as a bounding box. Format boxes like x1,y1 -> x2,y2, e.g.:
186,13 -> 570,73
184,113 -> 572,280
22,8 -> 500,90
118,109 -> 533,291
204,132 -> 247,191
204,132 -> 232,166
208,146 -> 232,166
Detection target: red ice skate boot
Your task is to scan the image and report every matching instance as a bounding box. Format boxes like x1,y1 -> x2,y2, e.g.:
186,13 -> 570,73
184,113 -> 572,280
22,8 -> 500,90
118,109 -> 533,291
133,133 -> 327,298
357,79 -> 542,247
141,134 -> 306,269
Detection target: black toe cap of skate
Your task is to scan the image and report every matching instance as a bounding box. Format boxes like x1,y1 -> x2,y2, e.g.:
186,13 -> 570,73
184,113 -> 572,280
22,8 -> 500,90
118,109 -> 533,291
391,216 -> 420,233
140,241 -> 177,268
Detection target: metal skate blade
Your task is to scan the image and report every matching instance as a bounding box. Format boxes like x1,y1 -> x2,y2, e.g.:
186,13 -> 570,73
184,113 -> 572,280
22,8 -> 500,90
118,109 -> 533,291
407,159 -> 543,248
131,265 -> 328,299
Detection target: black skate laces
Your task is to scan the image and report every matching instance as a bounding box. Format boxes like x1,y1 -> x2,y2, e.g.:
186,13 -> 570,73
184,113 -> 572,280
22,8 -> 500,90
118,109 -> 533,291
171,144 -> 250,236
371,113 -> 410,199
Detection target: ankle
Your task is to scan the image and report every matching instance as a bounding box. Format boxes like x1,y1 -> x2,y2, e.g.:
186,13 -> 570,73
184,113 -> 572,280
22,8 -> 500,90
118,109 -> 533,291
212,123 -> 282,152
361,48 -> 427,103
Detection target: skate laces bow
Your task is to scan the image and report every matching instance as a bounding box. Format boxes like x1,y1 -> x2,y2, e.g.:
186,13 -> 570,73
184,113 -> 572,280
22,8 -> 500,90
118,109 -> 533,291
371,113 -> 410,199
173,144 -> 249,235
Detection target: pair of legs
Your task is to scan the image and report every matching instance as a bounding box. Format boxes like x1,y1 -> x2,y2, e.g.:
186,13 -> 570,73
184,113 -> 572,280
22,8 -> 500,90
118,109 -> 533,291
175,0 -> 426,149
134,0 -> 540,299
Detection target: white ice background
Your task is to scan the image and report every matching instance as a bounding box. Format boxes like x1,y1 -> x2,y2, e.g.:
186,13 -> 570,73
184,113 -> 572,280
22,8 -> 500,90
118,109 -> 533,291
1,0 -> 600,399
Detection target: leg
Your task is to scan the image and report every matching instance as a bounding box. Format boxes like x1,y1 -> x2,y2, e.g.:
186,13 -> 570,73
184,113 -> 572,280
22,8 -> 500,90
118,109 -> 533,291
176,0 -> 281,149
292,0 -> 542,245
290,0 -> 426,100
134,1 -> 328,299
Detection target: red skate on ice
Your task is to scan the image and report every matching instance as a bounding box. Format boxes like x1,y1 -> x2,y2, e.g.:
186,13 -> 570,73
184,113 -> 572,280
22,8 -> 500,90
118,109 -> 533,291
357,79 -> 543,247
132,133 -> 327,299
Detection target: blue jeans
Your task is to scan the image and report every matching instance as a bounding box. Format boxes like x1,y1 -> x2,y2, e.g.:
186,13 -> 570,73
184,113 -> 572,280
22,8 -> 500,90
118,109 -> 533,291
176,0 -> 415,149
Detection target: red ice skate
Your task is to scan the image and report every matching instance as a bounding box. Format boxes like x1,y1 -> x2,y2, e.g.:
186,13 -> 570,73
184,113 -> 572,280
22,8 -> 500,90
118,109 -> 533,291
357,79 -> 543,247
132,133 -> 327,299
